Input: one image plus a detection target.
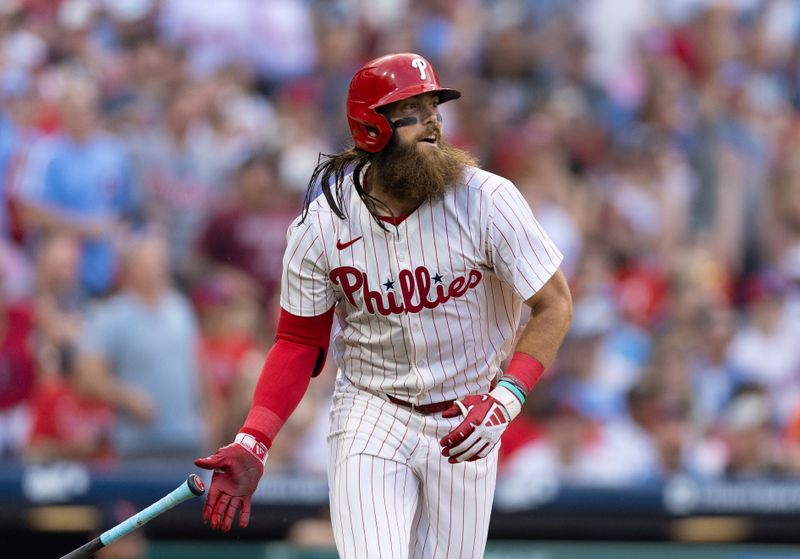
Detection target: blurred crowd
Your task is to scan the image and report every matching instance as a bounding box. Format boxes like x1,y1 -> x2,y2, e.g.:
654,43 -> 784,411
1,0 -> 800,488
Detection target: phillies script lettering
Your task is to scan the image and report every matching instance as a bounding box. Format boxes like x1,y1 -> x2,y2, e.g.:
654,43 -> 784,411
330,266 -> 483,316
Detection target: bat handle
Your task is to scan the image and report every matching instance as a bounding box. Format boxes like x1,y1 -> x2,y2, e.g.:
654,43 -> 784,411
59,537 -> 104,559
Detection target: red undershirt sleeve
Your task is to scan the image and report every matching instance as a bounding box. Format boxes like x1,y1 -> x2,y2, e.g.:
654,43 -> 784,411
239,307 -> 335,448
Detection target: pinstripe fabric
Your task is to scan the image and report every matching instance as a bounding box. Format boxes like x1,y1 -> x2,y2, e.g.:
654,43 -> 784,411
280,166 -> 562,405
329,378 -> 497,558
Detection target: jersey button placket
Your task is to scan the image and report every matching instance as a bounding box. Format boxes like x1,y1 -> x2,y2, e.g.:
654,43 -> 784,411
392,230 -> 426,398
412,320 -> 425,366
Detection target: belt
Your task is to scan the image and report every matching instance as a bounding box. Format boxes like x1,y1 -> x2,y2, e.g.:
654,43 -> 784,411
387,394 -> 455,415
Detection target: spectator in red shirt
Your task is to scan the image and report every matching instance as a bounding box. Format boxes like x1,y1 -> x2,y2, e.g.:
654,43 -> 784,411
0,282 -> 36,459
194,151 -> 301,310
25,230 -> 115,463
25,375 -> 116,463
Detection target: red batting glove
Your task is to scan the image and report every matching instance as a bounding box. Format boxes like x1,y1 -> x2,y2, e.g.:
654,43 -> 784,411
194,433 -> 268,532
439,394 -> 510,463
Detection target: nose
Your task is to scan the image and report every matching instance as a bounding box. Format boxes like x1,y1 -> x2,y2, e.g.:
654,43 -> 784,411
419,101 -> 439,126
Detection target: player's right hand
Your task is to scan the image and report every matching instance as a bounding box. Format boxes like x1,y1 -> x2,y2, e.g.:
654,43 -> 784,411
194,433 -> 268,532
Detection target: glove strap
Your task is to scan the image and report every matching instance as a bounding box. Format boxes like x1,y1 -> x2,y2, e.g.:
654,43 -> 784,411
489,385 -> 521,421
235,432 -> 269,466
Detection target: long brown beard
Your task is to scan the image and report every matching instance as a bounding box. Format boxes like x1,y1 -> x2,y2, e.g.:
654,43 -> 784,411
370,137 -> 477,207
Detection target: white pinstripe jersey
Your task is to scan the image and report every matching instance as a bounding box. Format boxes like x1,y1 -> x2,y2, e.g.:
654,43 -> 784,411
280,165 -> 563,405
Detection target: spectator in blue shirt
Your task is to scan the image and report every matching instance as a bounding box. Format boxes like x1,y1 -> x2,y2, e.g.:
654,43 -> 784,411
74,228 -> 207,460
17,77 -> 139,296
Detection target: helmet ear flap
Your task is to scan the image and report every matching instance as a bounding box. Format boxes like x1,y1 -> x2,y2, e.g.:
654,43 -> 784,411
364,123 -> 380,139
348,111 -> 394,152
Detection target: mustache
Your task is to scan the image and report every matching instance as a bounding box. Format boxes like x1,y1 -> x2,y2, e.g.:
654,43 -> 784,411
416,124 -> 443,141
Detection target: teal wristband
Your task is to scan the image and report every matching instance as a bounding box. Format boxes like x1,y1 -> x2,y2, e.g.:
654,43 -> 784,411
498,379 -> 526,404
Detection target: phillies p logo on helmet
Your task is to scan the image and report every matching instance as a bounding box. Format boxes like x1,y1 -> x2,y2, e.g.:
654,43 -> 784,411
411,58 -> 428,80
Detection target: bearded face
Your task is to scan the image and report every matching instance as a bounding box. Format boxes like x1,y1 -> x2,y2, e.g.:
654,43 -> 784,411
370,127 -> 477,206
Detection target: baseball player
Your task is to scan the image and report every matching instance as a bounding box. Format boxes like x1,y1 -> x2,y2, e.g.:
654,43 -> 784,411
195,53 -> 573,558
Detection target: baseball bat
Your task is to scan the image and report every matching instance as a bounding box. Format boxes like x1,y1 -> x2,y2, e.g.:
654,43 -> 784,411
59,473 -> 205,559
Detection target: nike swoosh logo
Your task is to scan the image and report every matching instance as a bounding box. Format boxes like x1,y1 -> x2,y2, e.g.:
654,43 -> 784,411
336,236 -> 363,250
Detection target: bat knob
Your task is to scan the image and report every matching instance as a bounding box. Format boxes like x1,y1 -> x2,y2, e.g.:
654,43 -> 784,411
187,474 -> 206,496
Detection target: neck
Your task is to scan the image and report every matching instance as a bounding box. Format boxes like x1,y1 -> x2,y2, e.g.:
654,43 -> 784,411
130,284 -> 165,306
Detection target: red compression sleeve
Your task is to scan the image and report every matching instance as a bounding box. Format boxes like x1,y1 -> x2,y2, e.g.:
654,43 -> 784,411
240,339 -> 317,448
276,307 -> 334,376
239,308 -> 335,448
504,352 -> 546,393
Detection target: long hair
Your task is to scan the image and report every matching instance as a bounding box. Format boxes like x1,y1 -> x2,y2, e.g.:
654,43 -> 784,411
300,147 -> 393,228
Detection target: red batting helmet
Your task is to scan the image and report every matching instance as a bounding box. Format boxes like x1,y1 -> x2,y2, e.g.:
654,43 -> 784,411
346,53 -> 461,152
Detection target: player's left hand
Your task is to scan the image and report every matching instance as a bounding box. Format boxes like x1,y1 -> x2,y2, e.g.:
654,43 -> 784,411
439,394 -> 510,463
